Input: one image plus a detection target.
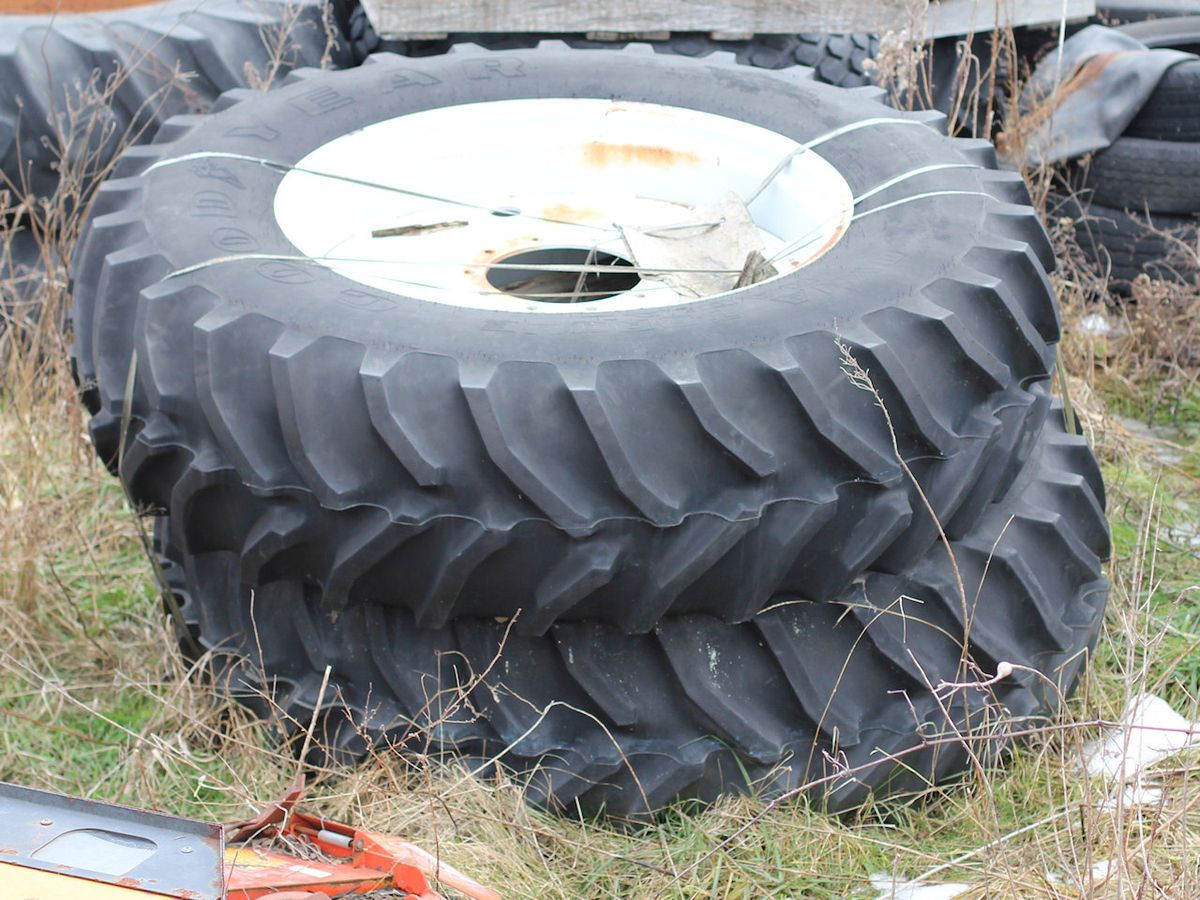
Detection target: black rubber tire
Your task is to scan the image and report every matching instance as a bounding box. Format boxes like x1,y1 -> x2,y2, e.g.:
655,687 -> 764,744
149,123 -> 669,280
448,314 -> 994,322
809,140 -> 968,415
0,0 -> 350,202
343,4 -> 879,88
1049,192 -> 1199,289
344,1 -> 382,63
1,223 -> 43,323
74,46 -> 1061,634
667,32 -> 879,88
1114,17 -> 1200,141
1086,137 -> 1200,212
1128,62 -> 1200,141
922,33 -> 1005,140
156,408 -> 1110,817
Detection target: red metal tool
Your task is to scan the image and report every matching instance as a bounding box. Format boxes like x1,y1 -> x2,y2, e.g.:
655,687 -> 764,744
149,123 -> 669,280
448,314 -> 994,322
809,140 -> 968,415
224,778 -> 500,900
0,778 -> 498,900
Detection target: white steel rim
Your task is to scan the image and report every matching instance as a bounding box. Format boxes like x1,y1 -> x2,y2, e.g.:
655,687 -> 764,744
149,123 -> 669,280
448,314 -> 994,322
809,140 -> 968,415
273,98 -> 855,314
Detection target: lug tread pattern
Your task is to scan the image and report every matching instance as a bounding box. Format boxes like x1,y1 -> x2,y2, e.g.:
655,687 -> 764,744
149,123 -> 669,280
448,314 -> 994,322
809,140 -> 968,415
1085,136 -> 1200,214
359,27 -> 879,89
1049,192 -> 1199,291
159,411 -> 1109,816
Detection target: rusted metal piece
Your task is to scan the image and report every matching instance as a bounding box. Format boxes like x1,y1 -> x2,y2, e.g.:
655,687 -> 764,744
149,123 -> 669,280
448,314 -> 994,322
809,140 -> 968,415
0,779 -> 497,899
225,781 -> 499,900
0,781 -> 225,899
225,774 -> 305,845
372,220 -> 469,239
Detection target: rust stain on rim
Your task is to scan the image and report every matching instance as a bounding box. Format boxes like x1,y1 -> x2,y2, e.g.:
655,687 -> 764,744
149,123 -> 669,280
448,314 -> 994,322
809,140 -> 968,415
808,212 -> 852,265
787,208 -> 853,273
582,142 -> 701,169
542,202 -> 605,223
3,0 -> 161,13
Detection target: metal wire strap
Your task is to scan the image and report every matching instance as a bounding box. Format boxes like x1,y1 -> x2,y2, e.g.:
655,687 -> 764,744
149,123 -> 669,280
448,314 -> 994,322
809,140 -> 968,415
145,151 -> 617,233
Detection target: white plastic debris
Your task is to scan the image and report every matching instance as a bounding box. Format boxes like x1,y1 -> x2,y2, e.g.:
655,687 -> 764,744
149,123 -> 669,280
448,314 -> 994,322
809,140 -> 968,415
1077,313 -> 1114,337
870,873 -> 971,899
1081,693 -> 1200,810
1091,857 -> 1119,884
1114,783 -> 1164,808
1084,693 -> 1200,781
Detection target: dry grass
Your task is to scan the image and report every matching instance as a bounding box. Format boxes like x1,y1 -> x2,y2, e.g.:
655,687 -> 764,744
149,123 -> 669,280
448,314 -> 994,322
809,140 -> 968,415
1,9 -> 1200,898
1,384 -> 1197,897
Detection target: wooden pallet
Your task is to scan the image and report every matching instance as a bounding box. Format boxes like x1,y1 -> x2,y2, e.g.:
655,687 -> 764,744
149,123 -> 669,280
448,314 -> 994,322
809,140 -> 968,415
361,0 -> 1096,41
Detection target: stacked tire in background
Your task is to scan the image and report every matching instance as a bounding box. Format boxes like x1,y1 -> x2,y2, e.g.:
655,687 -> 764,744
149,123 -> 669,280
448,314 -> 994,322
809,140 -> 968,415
73,45 -> 1110,817
0,0 -> 349,335
0,224 -> 44,328
1059,16 -> 1200,290
0,0 -> 349,202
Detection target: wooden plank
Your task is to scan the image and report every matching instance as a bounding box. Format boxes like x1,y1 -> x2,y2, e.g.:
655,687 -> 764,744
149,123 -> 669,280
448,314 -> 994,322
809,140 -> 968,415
929,0 -> 1095,36
362,0 -> 1096,40
364,0 -> 905,37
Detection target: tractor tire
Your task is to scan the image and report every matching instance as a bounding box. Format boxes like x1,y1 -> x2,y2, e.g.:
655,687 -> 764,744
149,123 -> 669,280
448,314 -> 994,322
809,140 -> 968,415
0,0 -> 349,202
1085,137 -> 1200,213
156,406 -> 1110,817
75,46 -> 1061,634
1,223 -> 43,324
1117,17 -> 1200,141
1050,192 -> 1199,290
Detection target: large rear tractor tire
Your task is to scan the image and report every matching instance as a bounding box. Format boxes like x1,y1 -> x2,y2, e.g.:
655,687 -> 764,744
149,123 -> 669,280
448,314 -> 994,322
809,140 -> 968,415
76,45 -> 1062,633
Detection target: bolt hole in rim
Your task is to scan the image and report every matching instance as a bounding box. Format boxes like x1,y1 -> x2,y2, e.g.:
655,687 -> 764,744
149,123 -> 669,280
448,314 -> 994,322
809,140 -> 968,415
273,98 -> 855,314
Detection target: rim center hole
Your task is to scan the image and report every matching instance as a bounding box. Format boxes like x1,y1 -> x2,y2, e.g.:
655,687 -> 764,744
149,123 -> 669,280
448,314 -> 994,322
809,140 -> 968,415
486,248 -> 640,302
